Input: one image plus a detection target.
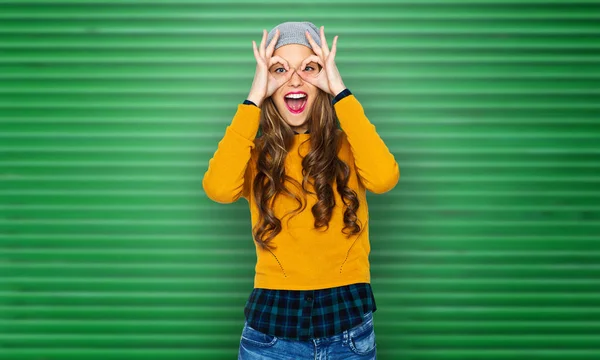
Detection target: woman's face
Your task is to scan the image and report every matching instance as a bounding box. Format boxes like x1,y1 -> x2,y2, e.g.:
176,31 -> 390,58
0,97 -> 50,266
270,44 -> 321,134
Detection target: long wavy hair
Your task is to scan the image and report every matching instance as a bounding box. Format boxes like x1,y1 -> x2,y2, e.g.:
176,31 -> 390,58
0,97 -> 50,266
251,89 -> 362,251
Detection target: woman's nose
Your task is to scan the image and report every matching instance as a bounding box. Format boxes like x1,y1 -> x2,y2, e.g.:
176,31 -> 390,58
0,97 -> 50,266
288,68 -> 303,84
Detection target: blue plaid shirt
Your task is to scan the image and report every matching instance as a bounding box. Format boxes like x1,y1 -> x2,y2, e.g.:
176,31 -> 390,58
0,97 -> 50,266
243,282 -> 377,341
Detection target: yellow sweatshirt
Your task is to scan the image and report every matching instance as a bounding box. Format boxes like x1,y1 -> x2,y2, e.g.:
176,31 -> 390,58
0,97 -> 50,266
203,94 -> 399,290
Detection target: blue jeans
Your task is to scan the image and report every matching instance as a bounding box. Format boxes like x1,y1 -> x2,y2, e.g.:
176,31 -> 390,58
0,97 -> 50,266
238,311 -> 377,359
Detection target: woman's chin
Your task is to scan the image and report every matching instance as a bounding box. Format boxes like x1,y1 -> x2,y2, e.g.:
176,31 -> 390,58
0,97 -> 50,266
284,117 -> 308,128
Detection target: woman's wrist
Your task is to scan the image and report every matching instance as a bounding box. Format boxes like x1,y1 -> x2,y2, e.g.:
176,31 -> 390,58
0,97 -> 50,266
330,84 -> 347,96
247,93 -> 263,107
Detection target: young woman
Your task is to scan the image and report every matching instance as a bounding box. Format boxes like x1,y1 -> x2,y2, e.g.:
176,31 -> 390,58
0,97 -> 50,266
203,21 -> 399,359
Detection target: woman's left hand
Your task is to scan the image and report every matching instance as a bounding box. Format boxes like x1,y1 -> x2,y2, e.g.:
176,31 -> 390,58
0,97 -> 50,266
298,26 -> 346,96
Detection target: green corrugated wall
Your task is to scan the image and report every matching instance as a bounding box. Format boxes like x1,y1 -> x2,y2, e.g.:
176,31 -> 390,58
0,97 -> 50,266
1,1 -> 599,359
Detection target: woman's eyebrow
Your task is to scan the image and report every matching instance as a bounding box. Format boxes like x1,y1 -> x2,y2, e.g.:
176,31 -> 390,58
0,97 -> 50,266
269,63 -> 286,70
293,61 -> 319,68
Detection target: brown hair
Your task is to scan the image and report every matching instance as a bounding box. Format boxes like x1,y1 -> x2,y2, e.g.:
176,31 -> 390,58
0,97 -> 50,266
251,89 -> 362,250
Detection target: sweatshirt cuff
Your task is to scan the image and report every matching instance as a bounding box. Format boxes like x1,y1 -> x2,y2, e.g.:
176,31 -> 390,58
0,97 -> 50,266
332,88 -> 352,106
243,99 -> 258,107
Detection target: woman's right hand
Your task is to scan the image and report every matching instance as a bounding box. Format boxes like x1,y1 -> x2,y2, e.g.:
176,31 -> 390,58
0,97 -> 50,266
247,29 -> 294,107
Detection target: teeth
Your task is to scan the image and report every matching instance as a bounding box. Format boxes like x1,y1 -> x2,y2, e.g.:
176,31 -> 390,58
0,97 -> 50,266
285,93 -> 307,99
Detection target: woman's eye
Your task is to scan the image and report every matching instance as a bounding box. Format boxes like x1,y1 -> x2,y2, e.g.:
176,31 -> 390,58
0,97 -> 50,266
304,66 -> 314,71
275,68 -> 286,73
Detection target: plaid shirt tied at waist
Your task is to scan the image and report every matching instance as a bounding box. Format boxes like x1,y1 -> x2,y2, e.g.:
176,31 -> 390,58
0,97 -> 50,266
243,282 -> 377,341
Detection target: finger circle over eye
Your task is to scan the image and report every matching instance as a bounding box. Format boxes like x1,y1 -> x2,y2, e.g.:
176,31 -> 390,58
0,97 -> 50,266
268,56 -> 289,73
301,55 -> 324,71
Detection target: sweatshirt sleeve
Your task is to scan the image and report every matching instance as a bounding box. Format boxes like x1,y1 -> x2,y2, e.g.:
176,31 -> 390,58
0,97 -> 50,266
202,103 -> 260,203
334,94 -> 400,194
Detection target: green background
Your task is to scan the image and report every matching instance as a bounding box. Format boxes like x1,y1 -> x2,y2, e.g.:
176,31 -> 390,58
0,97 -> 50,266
1,1 -> 600,359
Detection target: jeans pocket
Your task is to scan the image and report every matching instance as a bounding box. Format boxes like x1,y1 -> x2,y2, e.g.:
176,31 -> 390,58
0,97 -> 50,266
240,322 -> 278,348
348,313 -> 376,356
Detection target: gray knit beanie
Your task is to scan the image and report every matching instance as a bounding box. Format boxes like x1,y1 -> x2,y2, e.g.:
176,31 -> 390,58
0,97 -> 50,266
266,21 -> 322,51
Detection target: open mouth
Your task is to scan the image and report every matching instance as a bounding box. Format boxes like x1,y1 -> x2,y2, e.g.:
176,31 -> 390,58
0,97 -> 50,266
284,93 -> 307,114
